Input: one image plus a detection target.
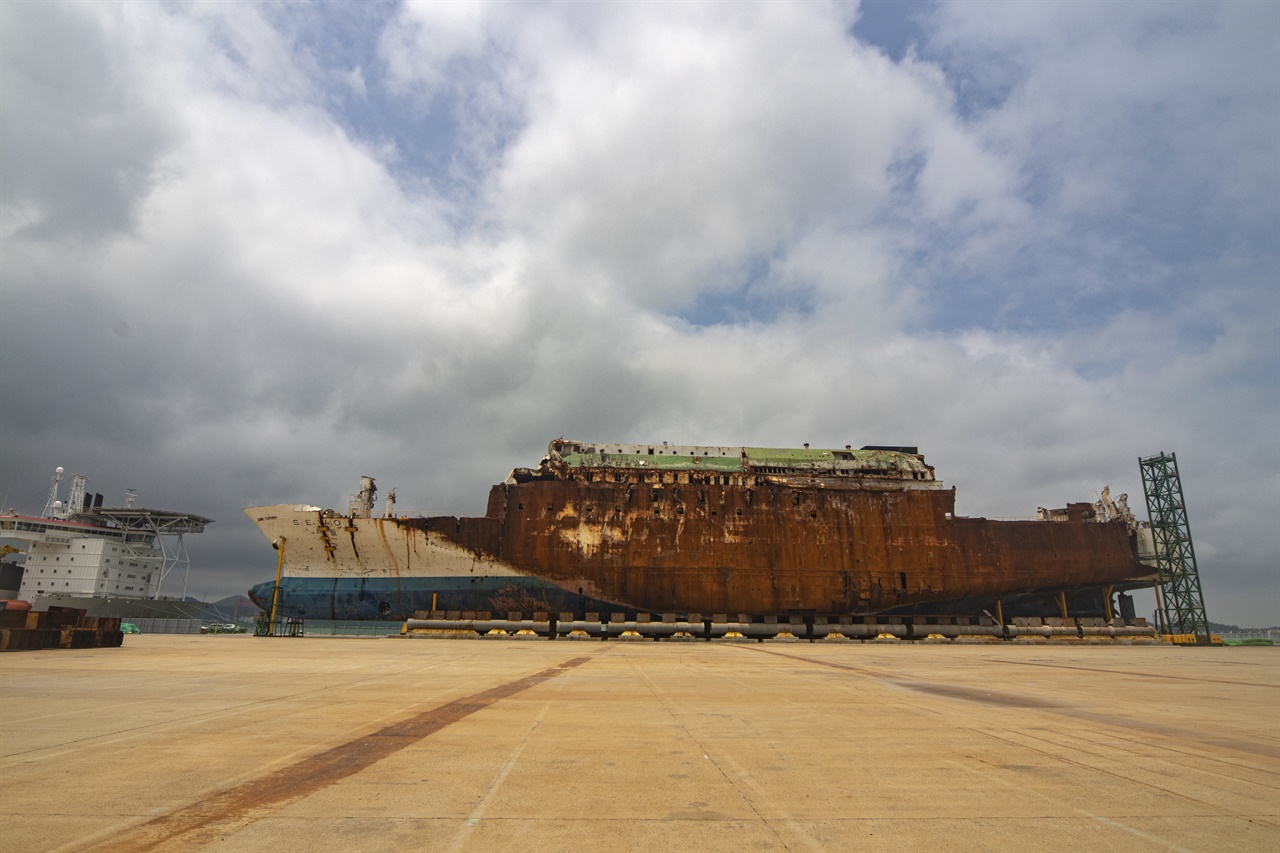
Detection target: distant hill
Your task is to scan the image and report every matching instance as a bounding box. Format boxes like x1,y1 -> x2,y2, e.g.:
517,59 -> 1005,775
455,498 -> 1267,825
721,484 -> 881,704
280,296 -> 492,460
1209,620 -> 1279,633
212,594 -> 262,620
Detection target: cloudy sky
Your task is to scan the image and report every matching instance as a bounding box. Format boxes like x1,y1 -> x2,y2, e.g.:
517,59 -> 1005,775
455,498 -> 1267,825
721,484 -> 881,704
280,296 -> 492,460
2,0 -> 1276,626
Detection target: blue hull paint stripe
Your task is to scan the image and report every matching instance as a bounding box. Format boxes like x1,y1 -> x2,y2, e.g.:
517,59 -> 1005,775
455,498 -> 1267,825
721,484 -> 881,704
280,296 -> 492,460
249,576 -> 623,621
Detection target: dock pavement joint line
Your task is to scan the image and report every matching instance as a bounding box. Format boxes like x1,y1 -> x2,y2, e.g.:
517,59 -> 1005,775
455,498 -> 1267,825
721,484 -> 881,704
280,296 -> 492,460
78,654 -> 597,853
746,647 -> 1280,760
987,657 -> 1278,689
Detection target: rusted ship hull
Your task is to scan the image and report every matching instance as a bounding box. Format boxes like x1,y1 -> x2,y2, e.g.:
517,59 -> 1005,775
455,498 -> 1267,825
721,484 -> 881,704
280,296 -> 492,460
458,478 -> 1145,615
246,441 -> 1153,621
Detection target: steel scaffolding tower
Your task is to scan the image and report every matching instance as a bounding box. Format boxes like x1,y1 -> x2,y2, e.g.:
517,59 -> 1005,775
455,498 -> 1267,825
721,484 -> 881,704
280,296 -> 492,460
1139,451 -> 1211,643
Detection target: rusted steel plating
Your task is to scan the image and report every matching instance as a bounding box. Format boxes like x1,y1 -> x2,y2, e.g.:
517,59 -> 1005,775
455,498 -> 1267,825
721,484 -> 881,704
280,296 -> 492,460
396,439 -> 1150,617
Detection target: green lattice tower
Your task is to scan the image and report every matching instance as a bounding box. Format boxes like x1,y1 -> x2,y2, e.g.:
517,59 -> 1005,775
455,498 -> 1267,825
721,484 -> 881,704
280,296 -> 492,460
1139,452 -> 1211,643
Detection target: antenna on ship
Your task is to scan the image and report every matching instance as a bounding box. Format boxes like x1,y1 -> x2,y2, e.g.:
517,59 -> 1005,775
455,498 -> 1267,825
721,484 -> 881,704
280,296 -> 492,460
125,489 -> 137,508
41,467 -> 64,519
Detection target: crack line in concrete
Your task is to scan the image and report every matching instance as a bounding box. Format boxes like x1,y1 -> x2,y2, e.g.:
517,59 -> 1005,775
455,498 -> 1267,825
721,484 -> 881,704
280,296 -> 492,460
943,754 -> 1197,853
4,663 -> 449,765
446,700 -> 552,852
975,726 -> 1241,812
78,654 -> 597,853
745,647 -> 1280,760
985,657 -> 1278,689
1001,718 -> 1280,789
628,658 -> 822,853
1039,712 -> 1280,778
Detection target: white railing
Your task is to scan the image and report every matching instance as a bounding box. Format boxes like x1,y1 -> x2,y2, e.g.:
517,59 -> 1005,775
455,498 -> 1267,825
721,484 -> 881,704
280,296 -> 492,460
1219,630 -> 1277,645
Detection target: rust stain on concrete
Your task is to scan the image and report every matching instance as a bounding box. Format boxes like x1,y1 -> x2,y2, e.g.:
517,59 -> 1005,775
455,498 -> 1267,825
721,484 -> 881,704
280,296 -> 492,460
85,654 -> 597,853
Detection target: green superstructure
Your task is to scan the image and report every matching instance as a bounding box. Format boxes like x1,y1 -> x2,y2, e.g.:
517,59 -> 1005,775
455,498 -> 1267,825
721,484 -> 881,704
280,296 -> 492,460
547,439 -> 937,482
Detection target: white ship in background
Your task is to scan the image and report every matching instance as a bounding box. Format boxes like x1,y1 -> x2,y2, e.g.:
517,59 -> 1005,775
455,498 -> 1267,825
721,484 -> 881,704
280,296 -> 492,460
1,467 -> 212,601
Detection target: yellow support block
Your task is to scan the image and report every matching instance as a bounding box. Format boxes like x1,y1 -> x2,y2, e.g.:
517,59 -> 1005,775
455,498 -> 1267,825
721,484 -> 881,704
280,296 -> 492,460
1164,633 -> 1224,645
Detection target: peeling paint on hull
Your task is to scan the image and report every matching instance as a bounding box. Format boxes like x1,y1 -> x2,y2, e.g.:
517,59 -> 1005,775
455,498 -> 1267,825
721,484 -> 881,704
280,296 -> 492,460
245,442 -> 1153,621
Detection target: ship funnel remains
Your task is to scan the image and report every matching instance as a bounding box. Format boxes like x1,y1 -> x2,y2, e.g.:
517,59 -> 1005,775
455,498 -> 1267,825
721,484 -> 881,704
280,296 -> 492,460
349,476 -> 377,518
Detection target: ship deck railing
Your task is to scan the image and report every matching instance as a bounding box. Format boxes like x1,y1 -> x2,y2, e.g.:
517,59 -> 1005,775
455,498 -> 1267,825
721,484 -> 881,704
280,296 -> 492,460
981,516 -> 1047,522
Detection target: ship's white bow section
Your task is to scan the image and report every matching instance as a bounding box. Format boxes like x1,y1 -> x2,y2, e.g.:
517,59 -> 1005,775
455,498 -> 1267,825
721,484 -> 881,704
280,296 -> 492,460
244,505 -> 524,581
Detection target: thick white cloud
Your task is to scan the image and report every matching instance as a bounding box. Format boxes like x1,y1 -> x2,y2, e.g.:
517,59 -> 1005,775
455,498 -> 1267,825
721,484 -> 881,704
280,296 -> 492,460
1,0 -> 1275,625
927,1 -> 1279,283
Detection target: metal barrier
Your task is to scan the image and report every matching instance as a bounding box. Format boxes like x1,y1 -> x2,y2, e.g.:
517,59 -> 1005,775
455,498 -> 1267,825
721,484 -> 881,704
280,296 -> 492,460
302,620 -> 403,637
129,617 -> 202,635
1217,631 -> 1274,646
254,613 -> 305,637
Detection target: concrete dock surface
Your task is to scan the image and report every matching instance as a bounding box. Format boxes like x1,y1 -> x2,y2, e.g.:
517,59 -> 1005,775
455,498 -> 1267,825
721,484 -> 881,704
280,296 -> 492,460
1,636 -> 1277,852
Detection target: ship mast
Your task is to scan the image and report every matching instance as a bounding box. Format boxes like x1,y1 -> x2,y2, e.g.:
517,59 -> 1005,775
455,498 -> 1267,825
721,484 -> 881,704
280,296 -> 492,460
41,467 -> 64,519
66,474 -> 88,518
